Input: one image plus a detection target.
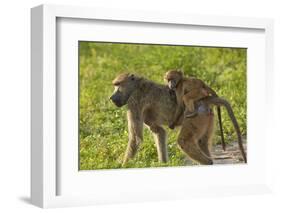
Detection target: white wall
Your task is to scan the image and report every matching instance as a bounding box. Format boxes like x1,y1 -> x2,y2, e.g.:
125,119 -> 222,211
0,0 -> 280,212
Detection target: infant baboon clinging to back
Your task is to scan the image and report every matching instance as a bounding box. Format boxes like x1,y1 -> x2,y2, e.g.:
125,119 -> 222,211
164,69 -> 218,118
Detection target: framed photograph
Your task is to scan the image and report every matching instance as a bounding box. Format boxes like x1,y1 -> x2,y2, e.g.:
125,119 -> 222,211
31,4 -> 274,208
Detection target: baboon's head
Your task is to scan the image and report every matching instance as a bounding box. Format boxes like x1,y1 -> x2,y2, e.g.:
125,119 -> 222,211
164,70 -> 183,90
110,73 -> 138,107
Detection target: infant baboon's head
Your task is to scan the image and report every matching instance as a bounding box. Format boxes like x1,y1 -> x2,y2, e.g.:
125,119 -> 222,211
164,69 -> 184,90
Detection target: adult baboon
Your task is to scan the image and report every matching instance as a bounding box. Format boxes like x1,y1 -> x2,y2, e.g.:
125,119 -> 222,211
110,73 -> 212,165
110,73 -> 246,165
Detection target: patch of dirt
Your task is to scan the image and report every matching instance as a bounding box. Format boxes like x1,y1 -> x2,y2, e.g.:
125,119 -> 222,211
184,141 -> 247,165
212,141 -> 247,164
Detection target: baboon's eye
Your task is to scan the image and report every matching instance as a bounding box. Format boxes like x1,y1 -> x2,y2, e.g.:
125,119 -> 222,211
129,74 -> 135,81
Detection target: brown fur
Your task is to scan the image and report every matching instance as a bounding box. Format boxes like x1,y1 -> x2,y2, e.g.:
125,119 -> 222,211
170,99 -> 214,165
178,110 -> 215,164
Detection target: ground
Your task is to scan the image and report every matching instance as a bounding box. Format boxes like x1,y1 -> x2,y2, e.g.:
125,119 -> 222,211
212,141 -> 247,164
184,141 -> 247,165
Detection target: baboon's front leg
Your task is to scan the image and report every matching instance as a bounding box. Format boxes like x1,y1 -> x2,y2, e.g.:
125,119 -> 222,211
122,111 -> 143,166
150,125 -> 168,163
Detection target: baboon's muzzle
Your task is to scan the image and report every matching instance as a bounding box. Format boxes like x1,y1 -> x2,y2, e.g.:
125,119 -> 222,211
110,95 -> 124,107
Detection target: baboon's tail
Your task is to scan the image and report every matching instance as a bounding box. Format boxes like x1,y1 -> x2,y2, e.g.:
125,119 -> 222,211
205,97 -> 247,163
217,106 -> 226,151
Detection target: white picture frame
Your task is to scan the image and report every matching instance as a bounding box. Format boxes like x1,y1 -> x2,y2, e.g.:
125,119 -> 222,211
31,4 -> 274,208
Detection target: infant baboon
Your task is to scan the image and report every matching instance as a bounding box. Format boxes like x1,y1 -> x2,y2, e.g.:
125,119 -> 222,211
164,69 -> 226,151
164,70 -> 217,117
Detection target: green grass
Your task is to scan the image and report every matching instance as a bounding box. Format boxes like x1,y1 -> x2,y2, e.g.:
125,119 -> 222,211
79,42 -> 247,170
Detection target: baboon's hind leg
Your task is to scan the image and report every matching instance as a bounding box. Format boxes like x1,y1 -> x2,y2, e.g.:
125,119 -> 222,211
178,132 -> 213,165
198,136 -> 211,158
178,137 -> 213,165
198,115 -> 214,158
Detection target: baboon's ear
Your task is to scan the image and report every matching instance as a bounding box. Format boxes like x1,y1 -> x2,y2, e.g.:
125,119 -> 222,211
129,74 -> 135,81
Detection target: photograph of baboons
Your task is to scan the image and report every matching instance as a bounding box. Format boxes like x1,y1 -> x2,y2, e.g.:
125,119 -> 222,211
79,41 -> 247,170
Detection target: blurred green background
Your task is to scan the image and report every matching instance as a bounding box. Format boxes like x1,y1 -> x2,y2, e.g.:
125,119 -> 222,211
79,42 -> 247,170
